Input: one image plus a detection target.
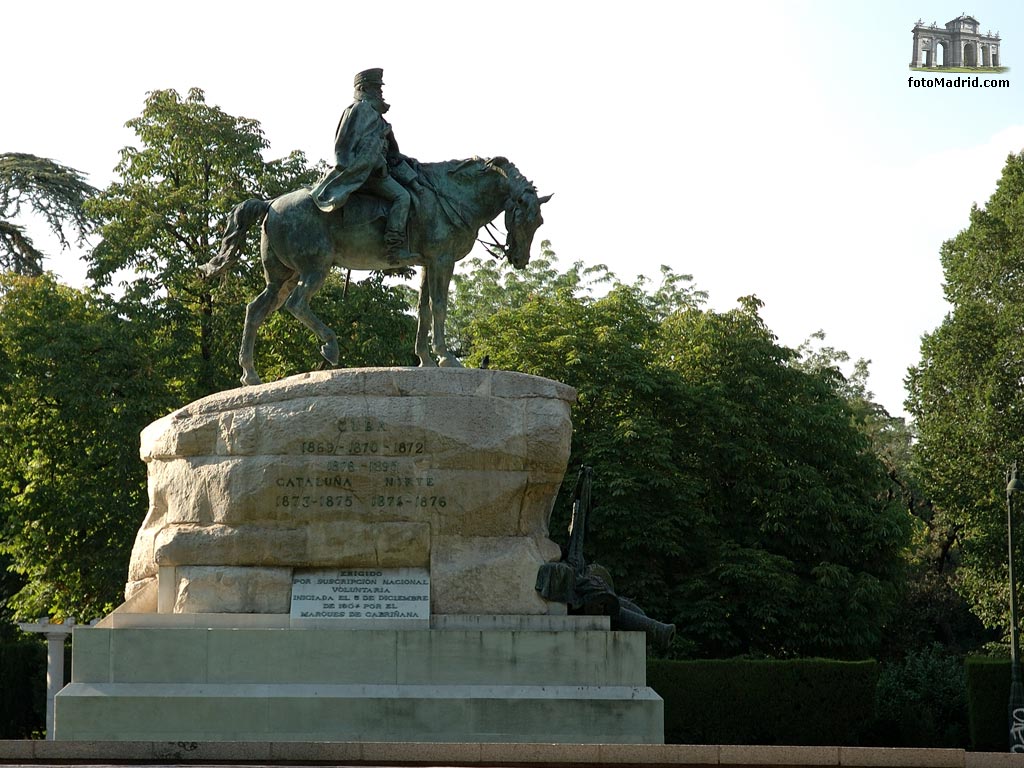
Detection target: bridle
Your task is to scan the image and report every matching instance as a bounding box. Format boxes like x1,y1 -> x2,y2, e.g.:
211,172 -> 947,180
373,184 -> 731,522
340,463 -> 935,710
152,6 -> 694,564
438,157 -> 538,264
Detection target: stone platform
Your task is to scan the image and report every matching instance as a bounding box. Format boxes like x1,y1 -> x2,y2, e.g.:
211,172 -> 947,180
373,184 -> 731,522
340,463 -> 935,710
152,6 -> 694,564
54,622 -> 663,743
56,369 -> 664,744
125,368 -> 576,618
0,741 -> 1006,767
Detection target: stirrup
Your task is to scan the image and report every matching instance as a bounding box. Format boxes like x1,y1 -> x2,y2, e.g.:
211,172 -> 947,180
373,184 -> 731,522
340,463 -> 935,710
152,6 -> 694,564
386,246 -> 420,265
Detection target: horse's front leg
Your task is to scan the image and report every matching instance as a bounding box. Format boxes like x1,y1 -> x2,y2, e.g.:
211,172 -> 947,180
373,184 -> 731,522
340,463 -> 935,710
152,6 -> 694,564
415,266 -> 437,367
429,256 -> 462,368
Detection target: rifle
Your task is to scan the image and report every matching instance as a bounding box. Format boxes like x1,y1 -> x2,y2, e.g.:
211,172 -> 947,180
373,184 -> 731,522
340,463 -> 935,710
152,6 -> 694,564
565,466 -> 592,578
535,466 -> 592,608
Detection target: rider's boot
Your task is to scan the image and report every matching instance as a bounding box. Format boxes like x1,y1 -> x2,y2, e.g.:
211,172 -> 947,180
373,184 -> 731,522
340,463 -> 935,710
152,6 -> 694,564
385,230 -> 420,265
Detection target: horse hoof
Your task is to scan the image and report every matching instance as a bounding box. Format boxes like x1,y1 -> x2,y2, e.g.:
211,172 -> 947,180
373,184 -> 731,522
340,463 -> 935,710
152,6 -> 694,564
417,356 -> 438,368
438,356 -> 464,368
321,340 -> 340,366
240,372 -> 262,387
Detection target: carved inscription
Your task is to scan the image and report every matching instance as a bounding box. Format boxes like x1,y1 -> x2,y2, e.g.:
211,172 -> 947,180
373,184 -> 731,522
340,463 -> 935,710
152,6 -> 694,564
299,418 -> 422,456
300,440 -> 424,456
275,417 -> 448,510
290,567 -> 430,620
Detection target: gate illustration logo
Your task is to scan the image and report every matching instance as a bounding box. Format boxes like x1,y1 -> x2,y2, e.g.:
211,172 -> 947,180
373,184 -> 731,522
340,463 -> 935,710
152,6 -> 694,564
911,15 -> 1004,70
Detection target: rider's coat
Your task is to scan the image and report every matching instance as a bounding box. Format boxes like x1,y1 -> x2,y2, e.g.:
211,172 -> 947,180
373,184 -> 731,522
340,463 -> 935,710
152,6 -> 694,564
310,99 -> 403,213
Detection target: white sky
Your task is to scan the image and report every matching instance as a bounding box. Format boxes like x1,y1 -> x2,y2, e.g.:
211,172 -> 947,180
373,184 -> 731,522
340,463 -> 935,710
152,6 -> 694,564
5,0 -> 1023,418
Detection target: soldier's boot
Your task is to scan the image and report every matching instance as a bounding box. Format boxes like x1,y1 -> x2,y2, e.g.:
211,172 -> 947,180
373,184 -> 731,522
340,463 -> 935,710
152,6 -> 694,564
613,607 -> 677,651
385,229 -> 420,266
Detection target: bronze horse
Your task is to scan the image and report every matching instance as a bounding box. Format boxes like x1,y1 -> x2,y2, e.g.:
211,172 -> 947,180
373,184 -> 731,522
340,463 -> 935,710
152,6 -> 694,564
201,157 -> 550,386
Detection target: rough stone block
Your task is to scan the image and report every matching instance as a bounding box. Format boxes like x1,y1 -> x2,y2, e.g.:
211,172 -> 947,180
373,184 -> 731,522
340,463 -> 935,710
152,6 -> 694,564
431,535 -> 550,614
125,368 -> 574,616
153,525 -> 307,567
305,521 -> 430,567
173,566 -> 292,613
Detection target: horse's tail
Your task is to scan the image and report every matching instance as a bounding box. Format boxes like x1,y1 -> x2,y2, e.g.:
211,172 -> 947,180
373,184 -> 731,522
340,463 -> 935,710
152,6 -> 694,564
199,198 -> 272,280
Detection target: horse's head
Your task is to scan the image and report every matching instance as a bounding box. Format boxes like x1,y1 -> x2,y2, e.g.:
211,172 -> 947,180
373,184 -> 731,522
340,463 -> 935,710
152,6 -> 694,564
490,158 -> 551,270
504,187 -> 551,269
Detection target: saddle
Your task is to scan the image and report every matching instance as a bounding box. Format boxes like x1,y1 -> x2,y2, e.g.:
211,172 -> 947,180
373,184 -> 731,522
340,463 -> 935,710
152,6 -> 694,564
318,158 -> 482,232
329,190 -> 391,228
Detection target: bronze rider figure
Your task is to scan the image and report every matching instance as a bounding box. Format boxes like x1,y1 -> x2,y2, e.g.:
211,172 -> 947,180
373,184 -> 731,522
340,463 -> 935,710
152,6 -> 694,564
310,68 -> 420,264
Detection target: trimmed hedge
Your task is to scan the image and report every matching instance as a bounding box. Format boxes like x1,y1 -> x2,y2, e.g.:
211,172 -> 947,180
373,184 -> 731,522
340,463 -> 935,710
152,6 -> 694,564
964,656 -> 1012,752
0,632 -> 45,738
648,658 -> 878,745
872,645 -> 967,748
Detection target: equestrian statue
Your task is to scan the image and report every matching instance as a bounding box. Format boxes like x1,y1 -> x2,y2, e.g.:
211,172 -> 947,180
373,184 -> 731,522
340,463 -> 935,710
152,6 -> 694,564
200,68 -> 551,386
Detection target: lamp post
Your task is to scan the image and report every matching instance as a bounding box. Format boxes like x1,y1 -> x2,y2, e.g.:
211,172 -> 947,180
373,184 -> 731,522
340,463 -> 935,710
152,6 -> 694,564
1006,464 -> 1024,752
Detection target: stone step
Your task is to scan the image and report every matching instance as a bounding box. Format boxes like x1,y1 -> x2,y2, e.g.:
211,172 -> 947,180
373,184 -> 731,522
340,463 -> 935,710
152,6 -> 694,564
57,626 -> 662,743
70,627 -> 645,686
56,682 -> 663,743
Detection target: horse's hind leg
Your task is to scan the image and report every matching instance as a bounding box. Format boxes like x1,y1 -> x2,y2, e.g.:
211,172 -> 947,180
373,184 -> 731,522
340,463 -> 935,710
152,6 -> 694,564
240,253 -> 297,386
284,267 -> 339,366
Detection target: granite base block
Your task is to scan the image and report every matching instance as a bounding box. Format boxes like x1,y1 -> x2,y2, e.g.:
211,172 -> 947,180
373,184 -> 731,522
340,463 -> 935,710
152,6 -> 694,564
55,625 -> 663,743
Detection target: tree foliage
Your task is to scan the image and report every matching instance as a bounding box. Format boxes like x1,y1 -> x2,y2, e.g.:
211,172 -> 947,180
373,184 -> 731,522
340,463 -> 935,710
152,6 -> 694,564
0,153 -> 96,276
795,335 -> 986,656
907,151 -> 1024,634
452,251 -> 910,658
0,275 -> 163,619
85,88 -> 294,397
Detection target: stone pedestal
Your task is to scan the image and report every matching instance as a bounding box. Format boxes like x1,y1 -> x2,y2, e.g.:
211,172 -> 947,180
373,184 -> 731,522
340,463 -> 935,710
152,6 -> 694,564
55,621 -> 663,743
55,368 -> 664,743
125,368 -> 575,617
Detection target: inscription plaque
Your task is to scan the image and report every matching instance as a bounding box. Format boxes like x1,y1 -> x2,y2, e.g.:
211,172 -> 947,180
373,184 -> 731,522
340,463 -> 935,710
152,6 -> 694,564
269,415 -> 451,515
290,567 -> 430,627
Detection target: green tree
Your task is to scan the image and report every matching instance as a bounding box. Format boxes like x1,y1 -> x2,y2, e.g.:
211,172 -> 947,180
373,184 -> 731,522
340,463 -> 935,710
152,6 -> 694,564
0,274 -> 162,619
85,88 -> 316,397
907,151 -> 1024,635
452,254 -> 909,658
660,300 -> 908,658
795,335 -> 985,656
0,153 -> 96,276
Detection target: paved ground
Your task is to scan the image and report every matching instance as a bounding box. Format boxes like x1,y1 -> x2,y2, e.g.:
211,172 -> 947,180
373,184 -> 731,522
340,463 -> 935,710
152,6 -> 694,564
0,741 -> 1021,767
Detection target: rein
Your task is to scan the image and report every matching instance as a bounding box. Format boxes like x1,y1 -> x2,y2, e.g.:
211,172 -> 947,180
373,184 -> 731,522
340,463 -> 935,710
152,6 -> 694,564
478,221 -> 509,258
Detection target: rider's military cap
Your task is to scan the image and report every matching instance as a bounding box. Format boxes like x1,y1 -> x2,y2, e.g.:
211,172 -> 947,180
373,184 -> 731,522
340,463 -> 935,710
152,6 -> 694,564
354,68 -> 384,88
